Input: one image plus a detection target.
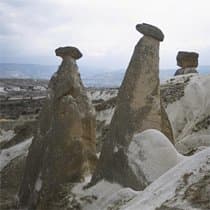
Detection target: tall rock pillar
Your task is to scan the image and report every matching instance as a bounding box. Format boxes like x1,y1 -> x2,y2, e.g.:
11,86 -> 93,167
91,23 -> 173,190
18,46 -> 97,209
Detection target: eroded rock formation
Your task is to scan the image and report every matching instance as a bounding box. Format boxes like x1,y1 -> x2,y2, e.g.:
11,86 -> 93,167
18,46 -> 97,209
91,23 -> 173,190
174,51 -> 199,75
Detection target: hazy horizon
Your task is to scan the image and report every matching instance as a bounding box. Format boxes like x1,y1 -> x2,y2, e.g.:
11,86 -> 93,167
0,0 -> 210,70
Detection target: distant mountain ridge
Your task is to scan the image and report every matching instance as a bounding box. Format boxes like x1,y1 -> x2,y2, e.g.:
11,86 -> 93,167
0,63 -> 209,87
0,63 -> 57,79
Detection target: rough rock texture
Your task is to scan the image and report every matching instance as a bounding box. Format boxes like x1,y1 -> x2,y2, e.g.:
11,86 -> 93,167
18,46 -> 97,209
91,24 -> 173,190
121,147 -> 210,210
174,51 -> 199,76
136,23 -> 164,41
55,46 -> 83,60
0,121 -> 37,149
166,75 -> 210,139
174,67 -> 198,76
166,74 -> 210,155
160,101 -> 174,141
0,155 -> 26,210
0,79 -> 48,120
161,81 -> 187,105
176,51 -> 199,68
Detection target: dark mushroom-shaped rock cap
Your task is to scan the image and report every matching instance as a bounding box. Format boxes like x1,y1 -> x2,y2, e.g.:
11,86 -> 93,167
55,46 -> 83,59
136,23 -> 164,41
176,51 -> 199,68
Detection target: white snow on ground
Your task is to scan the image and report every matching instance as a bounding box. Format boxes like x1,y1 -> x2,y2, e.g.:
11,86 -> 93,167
121,147 -> 210,210
128,129 -> 185,183
0,137 -> 32,171
71,178 -> 137,210
0,129 -> 15,143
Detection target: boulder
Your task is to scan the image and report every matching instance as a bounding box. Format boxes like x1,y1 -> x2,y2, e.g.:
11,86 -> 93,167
166,74 -> 210,142
91,23 -> 173,190
121,148 -> 210,210
136,23 -> 164,41
55,46 -> 83,59
18,46 -> 96,209
127,129 -> 184,186
176,51 -> 199,68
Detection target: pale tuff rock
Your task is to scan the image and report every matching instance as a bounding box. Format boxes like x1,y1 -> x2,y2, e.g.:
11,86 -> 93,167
18,46 -> 96,209
127,129 -> 184,184
91,23 -> 173,190
166,74 -> 210,155
174,51 -> 199,76
121,147 -> 210,210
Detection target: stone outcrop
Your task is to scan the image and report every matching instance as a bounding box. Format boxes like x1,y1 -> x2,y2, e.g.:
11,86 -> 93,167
18,46 -> 97,209
91,23 -> 173,190
174,51 -> 199,76
0,121 -> 37,149
161,101 -> 174,141
177,51 -> 198,68
0,155 -> 27,210
174,67 -> 198,76
127,129 -> 184,185
122,147 -> 210,210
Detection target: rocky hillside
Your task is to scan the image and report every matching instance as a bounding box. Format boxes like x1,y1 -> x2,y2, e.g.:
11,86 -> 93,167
0,23 -> 210,210
1,75 -> 210,209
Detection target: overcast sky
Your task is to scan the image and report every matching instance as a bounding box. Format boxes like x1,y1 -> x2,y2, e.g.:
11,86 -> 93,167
0,0 -> 209,70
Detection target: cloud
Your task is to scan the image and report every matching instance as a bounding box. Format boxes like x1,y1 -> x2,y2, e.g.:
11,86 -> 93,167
0,0 -> 210,68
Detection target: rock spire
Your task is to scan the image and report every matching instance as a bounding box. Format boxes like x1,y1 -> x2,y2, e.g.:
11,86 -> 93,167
91,23 -> 173,190
18,46 -> 97,209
